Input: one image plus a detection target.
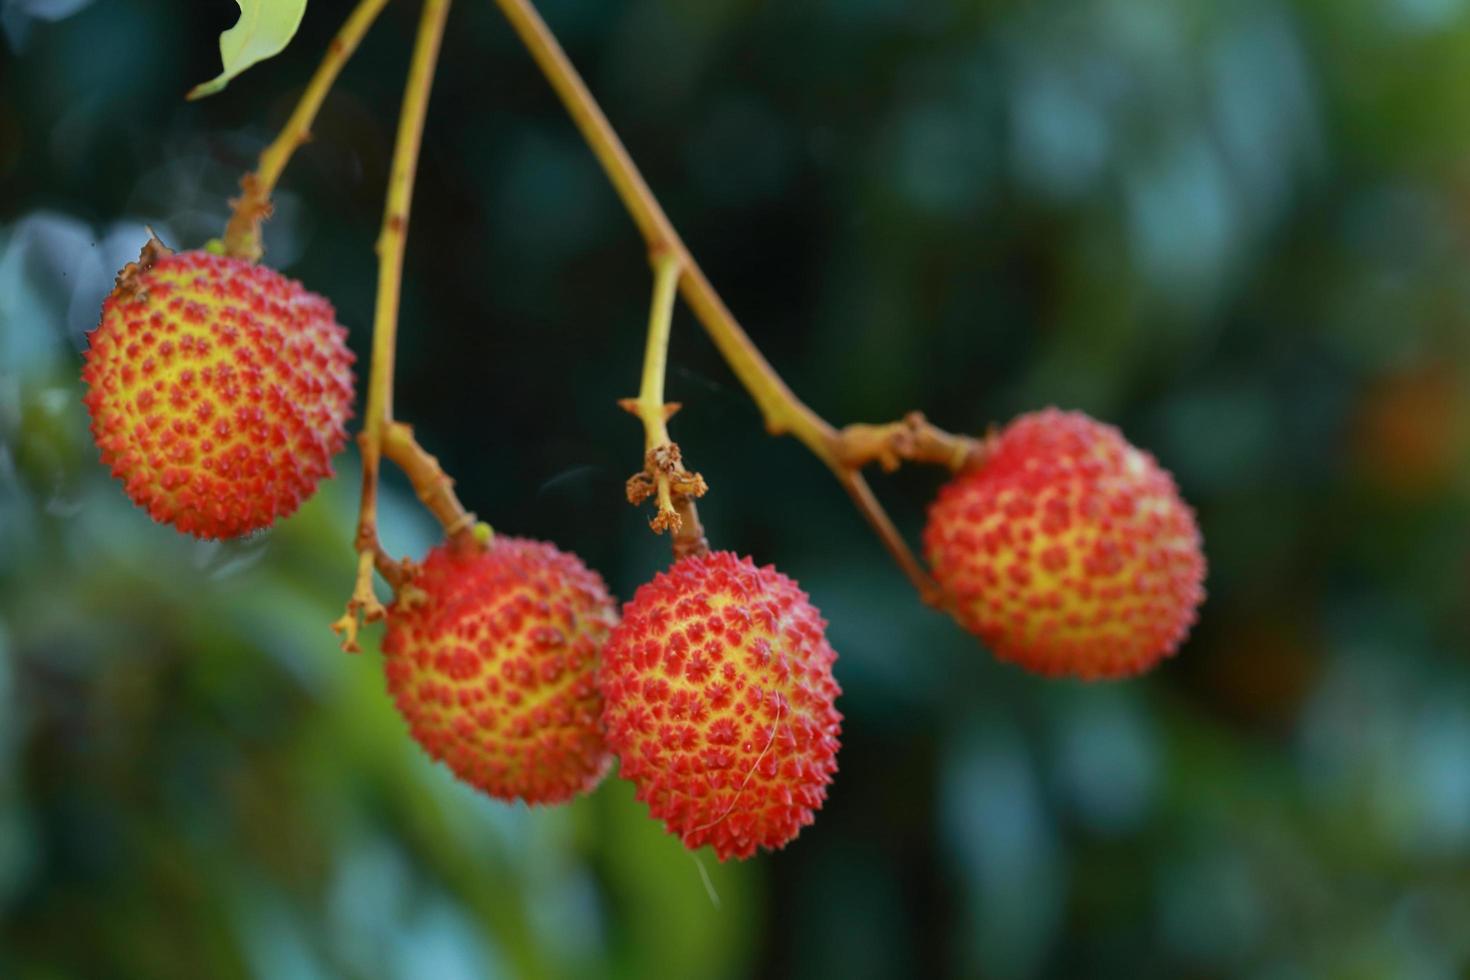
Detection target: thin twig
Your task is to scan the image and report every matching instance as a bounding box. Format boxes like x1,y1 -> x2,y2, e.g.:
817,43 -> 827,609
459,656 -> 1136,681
382,421 -> 477,541
222,0 -> 394,261
622,251 -> 708,539
335,0 -> 454,652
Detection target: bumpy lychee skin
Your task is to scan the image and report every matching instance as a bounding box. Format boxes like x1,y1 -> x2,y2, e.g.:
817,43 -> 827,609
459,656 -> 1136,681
924,408 -> 1205,680
81,246 -> 354,539
600,552 -> 843,861
381,537 -> 619,805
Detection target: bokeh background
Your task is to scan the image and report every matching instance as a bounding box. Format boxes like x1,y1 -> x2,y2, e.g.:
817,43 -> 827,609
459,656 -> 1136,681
3,0 -> 1470,976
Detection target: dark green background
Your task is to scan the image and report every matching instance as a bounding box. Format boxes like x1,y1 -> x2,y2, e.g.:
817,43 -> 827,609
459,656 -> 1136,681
2,0 -> 1469,976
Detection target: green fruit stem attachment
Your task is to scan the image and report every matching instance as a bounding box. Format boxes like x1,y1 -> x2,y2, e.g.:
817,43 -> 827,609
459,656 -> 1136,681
333,0 -> 469,654
492,0 -> 983,605
221,0 -> 394,262
620,250 -> 710,559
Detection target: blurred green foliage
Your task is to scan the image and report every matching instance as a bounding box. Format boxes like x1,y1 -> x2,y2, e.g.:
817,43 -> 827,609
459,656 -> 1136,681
2,0 -> 1469,977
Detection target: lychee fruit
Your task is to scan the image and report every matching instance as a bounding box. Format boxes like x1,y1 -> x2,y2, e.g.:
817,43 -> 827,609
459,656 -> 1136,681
81,242 -> 354,539
923,408 -> 1205,679
381,536 -> 619,805
599,551 -> 842,860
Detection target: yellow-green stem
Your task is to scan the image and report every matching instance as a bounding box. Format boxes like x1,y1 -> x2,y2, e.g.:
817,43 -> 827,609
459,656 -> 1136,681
640,251 -> 680,521
365,0 -> 449,435
335,0 -> 453,651
635,252 -> 681,448
222,0 -> 394,260
623,250 -> 708,550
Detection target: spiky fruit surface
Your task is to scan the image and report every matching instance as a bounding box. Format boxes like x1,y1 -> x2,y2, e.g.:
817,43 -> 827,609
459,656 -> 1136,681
600,552 -> 842,861
381,537 -> 618,805
81,247 -> 354,539
924,408 -> 1205,680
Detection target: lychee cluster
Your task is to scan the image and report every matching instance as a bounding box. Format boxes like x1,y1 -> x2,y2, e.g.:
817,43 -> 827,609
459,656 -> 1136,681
82,247 -> 354,539
381,536 -> 619,805
599,551 -> 843,861
924,408 -> 1205,679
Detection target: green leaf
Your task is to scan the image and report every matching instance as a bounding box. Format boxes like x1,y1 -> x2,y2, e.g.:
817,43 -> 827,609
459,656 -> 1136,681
187,0 -> 308,101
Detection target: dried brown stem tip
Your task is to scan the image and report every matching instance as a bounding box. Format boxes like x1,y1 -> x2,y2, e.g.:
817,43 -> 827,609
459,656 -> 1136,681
331,510 -> 429,654
222,173 -> 274,262
623,434 -> 708,533
332,546 -> 388,653
112,236 -> 174,299
837,411 -> 989,473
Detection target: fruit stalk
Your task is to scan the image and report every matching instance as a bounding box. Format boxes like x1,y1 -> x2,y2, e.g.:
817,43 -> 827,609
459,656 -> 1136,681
222,0 -> 394,261
621,250 -> 708,548
382,421 -> 474,539
488,0 -> 943,600
336,0 -> 455,652
633,252 -> 682,454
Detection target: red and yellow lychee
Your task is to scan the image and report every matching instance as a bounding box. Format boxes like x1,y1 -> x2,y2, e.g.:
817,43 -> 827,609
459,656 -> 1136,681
81,243 -> 354,539
924,408 -> 1205,679
381,536 -> 618,805
599,551 -> 842,860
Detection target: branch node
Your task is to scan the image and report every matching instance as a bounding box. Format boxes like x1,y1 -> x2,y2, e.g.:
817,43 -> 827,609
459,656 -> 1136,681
836,411 -> 988,473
